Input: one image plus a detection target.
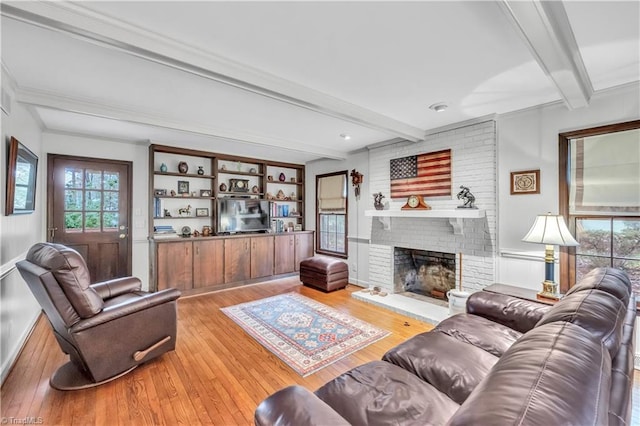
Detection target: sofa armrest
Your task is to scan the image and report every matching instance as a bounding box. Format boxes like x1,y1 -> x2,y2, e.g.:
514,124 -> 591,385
91,277 -> 142,299
255,385 -> 349,426
467,291 -> 551,333
71,288 -> 181,332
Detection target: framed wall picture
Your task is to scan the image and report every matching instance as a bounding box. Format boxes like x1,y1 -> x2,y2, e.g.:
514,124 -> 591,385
5,137 -> 38,215
195,208 -> 209,217
154,188 -> 167,196
177,180 -> 189,194
510,169 -> 540,195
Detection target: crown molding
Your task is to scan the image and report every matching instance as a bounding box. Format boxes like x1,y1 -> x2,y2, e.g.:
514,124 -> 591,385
499,0 -> 593,110
1,1 -> 424,142
16,86 -> 348,160
1,62 -> 18,94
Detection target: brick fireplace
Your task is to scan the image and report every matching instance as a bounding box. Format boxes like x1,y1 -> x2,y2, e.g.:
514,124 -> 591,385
364,120 -> 498,301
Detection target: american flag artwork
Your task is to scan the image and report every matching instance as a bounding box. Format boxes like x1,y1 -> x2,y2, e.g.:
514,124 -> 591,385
390,149 -> 452,199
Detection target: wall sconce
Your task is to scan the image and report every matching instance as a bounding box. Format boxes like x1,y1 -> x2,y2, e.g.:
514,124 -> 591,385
350,169 -> 364,198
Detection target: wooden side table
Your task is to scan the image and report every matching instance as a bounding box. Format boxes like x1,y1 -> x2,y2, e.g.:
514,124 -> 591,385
483,283 -> 560,306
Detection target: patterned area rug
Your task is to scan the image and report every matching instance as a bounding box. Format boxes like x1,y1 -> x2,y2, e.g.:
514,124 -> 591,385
221,292 -> 390,376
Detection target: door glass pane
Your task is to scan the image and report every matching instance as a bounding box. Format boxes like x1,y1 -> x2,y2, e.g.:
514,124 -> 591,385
85,212 -> 100,230
613,219 -> 640,260
65,212 -> 83,231
65,190 -> 83,210
575,219 -> 611,256
336,215 -> 345,233
65,168 -> 83,188
85,170 -> 102,189
103,191 -> 119,211
85,191 -> 102,211
103,212 -> 119,230
103,172 -> 119,190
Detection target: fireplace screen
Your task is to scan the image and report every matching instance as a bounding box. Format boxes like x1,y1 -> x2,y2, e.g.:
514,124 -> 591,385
394,248 -> 456,300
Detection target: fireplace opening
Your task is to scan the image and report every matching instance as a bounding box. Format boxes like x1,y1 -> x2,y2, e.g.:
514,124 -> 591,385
394,248 -> 456,301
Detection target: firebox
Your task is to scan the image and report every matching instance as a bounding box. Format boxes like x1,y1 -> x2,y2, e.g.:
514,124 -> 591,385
394,248 -> 456,300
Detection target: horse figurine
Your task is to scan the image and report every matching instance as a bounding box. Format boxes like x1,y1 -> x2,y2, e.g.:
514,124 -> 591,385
373,192 -> 385,210
178,205 -> 192,216
456,186 -> 476,209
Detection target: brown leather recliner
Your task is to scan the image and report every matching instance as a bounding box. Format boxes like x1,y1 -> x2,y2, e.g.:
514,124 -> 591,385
16,242 -> 181,390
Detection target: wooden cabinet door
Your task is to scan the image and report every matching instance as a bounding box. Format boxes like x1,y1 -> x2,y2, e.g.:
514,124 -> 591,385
157,241 -> 192,291
251,236 -> 274,278
294,232 -> 314,271
274,234 -> 295,274
224,238 -> 251,283
193,239 -> 224,289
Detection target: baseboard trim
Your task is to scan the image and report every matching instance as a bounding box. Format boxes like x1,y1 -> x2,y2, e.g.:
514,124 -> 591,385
0,251 -> 27,280
1,312 -> 41,385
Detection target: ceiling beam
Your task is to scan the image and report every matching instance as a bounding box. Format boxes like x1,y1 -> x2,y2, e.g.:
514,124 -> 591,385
499,0 -> 593,109
1,1 -> 425,142
16,86 -> 348,160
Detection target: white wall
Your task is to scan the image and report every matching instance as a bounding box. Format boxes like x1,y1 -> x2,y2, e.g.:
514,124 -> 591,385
497,82 -> 640,288
42,133 -> 150,286
0,77 -> 45,382
305,150 -> 370,286
497,83 -> 640,367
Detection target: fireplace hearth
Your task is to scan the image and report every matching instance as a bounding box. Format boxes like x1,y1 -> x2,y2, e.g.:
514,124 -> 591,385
394,248 -> 456,300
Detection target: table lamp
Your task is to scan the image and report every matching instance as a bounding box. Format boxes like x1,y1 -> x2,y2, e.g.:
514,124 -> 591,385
522,213 -> 579,300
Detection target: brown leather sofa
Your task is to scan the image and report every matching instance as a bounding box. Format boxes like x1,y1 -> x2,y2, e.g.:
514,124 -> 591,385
16,242 -> 181,390
255,267 -> 636,425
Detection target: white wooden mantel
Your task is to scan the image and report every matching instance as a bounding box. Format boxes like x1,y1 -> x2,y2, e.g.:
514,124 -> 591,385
364,209 -> 486,235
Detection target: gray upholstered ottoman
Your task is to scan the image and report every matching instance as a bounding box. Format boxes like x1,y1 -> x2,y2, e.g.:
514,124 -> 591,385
300,257 -> 348,292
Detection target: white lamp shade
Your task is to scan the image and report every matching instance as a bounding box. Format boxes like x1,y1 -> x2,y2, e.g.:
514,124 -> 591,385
522,214 -> 579,246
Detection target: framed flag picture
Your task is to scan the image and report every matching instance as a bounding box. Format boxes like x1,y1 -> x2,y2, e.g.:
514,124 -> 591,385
390,149 -> 451,199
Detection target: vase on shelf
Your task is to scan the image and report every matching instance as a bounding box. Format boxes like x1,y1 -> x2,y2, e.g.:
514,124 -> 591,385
279,172 -> 286,182
197,166 -> 204,175
178,161 -> 188,174
160,163 -> 167,173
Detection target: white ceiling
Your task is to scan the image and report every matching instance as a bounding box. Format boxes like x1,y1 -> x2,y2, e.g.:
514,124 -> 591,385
2,1 -> 639,163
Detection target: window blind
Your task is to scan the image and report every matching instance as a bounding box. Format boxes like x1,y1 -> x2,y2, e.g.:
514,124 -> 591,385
569,128 -> 640,215
318,174 -> 346,212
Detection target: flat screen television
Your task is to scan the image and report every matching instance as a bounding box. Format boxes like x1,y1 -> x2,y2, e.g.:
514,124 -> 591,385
217,198 -> 271,234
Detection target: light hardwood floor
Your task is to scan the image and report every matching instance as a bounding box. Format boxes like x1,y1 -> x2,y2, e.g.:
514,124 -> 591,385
2,278 -> 639,425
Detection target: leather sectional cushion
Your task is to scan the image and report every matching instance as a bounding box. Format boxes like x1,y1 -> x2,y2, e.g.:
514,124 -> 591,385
315,360 -> 459,426
466,291 -> 550,333
382,330 -> 498,404
608,296 -> 637,425
434,313 -> 523,357
255,385 -> 350,426
449,322 -> 611,426
565,267 -> 631,304
536,289 -> 626,357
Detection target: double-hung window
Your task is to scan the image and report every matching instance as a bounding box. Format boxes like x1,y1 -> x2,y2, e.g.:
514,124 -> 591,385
316,171 -> 348,258
559,120 -> 640,294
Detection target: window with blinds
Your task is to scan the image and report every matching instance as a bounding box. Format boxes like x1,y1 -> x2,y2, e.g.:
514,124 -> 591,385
316,171 -> 348,258
560,121 -> 640,294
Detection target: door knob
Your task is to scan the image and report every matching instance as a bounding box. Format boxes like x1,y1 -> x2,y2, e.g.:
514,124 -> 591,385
119,234 -> 126,239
